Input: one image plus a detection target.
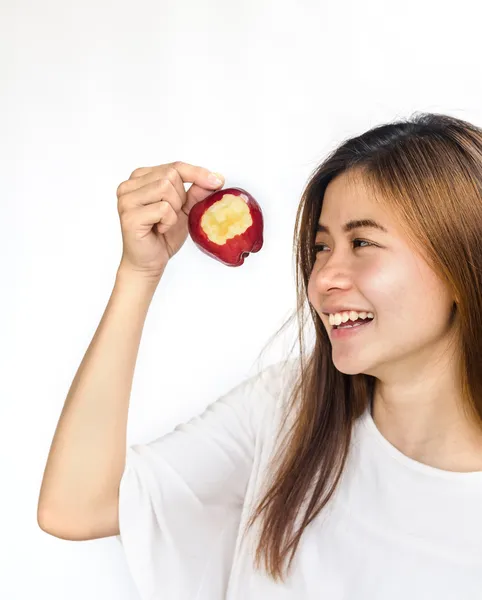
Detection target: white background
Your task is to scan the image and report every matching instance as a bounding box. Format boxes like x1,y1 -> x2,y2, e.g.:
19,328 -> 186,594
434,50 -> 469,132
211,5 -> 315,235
2,0 -> 481,598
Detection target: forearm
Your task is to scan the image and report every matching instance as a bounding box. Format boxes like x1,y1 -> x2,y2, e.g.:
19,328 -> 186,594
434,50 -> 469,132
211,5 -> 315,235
37,266 -> 162,525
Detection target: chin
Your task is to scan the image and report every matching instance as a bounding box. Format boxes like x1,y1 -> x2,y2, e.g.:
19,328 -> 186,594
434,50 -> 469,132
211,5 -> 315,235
334,364 -> 367,376
331,353 -> 374,376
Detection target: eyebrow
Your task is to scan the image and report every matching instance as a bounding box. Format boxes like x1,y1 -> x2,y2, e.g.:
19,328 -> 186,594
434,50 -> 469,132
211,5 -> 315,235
316,219 -> 388,235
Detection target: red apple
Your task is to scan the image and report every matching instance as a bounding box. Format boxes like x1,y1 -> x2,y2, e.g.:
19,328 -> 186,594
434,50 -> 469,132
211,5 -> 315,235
188,187 -> 264,267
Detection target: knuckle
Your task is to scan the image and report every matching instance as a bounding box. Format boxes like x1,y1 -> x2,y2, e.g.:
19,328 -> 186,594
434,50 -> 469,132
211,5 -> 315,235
171,160 -> 184,169
156,177 -> 171,192
116,180 -> 129,197
162,200 -> 174,215
165,166 -> 179,182
129,167 -> 144,179
119,208 -> 132,227
163,206 -> 177,225
117,193 -> 133,215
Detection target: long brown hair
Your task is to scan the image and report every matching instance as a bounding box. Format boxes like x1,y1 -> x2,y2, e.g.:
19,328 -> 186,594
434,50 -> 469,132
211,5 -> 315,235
242,112 -> 482,582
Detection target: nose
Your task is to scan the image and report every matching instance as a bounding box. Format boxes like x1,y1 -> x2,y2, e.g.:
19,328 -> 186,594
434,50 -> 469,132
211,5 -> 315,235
313,259 -> 354,294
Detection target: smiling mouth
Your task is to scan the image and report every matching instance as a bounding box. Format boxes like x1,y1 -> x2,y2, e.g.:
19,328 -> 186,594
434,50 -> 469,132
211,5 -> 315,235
332,317 -> 373,329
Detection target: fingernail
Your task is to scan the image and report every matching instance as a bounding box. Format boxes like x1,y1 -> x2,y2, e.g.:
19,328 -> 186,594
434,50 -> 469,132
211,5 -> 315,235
208,172 -> 224,186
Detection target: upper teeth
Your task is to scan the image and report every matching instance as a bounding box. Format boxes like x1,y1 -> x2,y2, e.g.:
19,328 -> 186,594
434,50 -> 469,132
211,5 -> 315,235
329,311 -> 375,326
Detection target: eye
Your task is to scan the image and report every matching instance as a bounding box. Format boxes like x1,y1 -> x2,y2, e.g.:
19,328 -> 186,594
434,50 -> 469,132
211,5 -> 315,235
313,239 -> 374,253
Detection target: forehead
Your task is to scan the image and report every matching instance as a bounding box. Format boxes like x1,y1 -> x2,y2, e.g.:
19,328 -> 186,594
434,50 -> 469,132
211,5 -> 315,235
321,170 -> 378,217
318,170 -> 396,233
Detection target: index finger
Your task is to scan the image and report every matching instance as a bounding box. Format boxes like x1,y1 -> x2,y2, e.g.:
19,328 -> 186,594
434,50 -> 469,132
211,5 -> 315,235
163,161 -> 225,212
131,161 -> 223,187
126,161 -> 224,210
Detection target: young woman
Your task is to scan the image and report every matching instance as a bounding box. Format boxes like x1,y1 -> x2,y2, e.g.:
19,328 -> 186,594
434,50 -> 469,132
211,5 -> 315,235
38,113 -> 482,599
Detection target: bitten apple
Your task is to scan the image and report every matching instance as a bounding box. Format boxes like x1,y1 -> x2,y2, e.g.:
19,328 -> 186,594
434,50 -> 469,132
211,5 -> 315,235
188,187 -> 264,267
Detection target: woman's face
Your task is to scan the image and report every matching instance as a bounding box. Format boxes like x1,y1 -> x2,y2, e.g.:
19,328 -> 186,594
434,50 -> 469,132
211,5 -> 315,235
307,170 -> 457,379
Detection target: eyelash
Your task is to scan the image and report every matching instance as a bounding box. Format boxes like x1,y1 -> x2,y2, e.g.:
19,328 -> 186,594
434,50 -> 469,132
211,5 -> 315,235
313,239 -> 375,253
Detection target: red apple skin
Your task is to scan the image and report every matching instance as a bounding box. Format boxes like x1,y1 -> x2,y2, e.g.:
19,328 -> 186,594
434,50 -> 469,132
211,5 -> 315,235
188,187 -> 264,267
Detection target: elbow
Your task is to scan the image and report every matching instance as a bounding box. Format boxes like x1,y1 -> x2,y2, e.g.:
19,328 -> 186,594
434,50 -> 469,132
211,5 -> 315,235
37,504 -> 63,538
37,504 -> 79,540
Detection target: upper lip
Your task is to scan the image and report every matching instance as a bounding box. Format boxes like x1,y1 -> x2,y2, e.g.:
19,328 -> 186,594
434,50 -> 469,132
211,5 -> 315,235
321,305 -> 374,315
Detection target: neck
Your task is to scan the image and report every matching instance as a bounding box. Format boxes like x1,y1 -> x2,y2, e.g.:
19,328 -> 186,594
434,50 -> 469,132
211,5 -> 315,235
371,394 -> 482,473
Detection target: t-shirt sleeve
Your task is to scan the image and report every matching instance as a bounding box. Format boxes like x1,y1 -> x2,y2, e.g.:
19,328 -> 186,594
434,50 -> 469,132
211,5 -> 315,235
115,359 -> 292,600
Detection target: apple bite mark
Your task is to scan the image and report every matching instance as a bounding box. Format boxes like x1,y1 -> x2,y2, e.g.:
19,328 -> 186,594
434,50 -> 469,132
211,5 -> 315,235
201,195 -> 253,244
188,187 -> 264,267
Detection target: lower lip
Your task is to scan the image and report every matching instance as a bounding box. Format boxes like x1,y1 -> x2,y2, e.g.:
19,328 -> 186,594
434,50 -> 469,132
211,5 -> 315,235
331,319 -> 374,339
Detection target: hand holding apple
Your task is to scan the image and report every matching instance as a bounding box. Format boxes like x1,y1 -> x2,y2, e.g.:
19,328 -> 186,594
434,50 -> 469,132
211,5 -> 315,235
116,161 -> 228,281
188,187 -> 264,267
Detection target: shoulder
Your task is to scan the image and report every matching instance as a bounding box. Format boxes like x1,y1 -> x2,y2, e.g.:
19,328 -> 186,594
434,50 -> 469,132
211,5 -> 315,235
247,356 -> 301,425
242,355 -> 300,400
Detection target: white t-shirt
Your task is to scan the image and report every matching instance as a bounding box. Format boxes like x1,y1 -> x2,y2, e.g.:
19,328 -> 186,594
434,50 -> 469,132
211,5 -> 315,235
116,357 -> 482,599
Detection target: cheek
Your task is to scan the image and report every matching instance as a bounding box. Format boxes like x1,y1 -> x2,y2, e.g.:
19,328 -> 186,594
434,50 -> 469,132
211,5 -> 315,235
346,260 -> 402,309
362,263 -> 404,305
368,259 -> 450,327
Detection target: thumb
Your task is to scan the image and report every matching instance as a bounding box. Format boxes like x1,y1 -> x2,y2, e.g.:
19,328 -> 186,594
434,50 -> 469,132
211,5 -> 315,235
184,171 -> 225,213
